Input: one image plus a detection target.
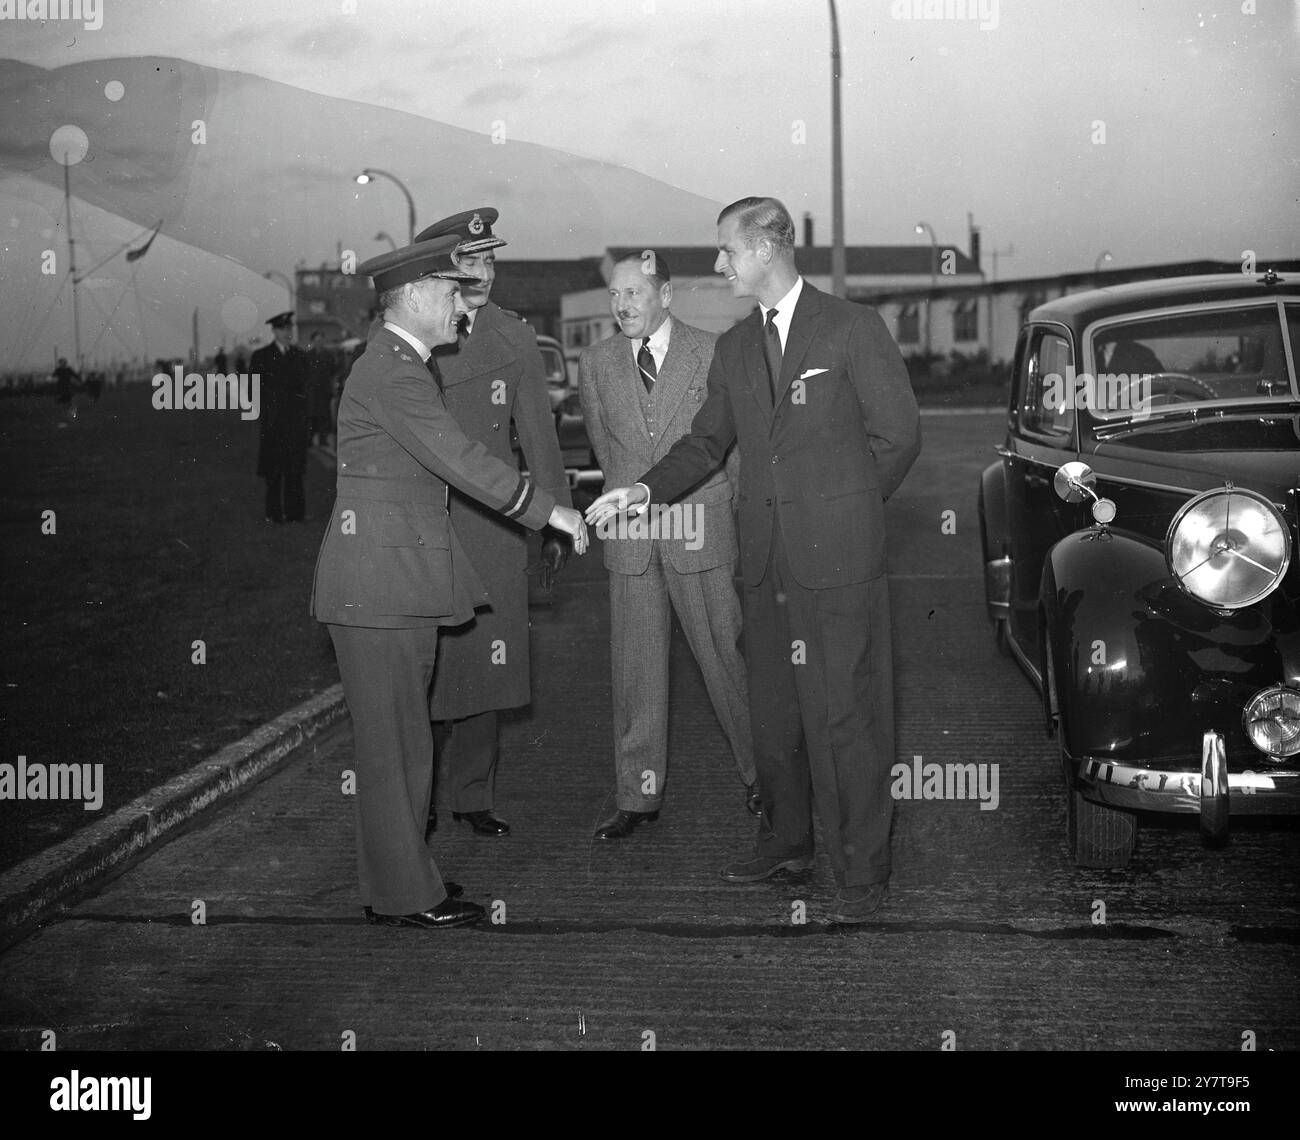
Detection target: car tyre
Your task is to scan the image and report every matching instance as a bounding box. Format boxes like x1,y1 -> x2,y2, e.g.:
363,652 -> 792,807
993,616 -> 1011,657
1047,639 -> 1137,868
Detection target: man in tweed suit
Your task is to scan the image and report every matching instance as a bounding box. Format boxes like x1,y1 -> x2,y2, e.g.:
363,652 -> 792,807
311,235 -> 588,929
579,251 -> 756,840
588,199 -> 920,920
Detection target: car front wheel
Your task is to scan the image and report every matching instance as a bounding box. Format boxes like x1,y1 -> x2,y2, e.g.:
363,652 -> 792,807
1047,639 -> 1137,868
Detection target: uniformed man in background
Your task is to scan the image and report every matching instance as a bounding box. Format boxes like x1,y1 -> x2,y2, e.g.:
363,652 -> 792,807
251,311 -> 310,522
416,207 -> 573,839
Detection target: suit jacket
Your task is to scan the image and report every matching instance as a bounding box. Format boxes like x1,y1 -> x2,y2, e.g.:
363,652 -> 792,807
310,326 -> 556,630
250,342 -> 309,475
426,301 -> 572,718
579,318 -> 739,575
641,282 -> 920,590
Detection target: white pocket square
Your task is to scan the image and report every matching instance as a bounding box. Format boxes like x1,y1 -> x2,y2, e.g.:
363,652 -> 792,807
799,368 -> 829,379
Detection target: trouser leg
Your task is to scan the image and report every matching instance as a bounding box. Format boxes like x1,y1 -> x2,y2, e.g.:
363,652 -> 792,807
609,548 -> 672,810
744,534 -> 813,859
771,521 -> 895,887
439,709 -> 500,813
328,623 -> 448,914
284,464 -> 305,521
663,560 -> 756,787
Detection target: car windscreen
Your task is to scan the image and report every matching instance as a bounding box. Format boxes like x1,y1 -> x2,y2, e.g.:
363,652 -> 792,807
1085,304 -> 1295,420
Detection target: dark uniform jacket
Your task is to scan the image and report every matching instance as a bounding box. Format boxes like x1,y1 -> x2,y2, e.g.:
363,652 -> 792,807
642,282 -> 920,589
251,341 -> 309,476
427,301 -> 572,718
310,326 -> 556,630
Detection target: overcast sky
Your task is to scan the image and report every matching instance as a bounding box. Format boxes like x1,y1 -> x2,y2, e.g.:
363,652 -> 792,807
2,0 -> 1297,363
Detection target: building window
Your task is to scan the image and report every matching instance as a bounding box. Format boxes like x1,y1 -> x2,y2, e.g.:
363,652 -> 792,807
565,323 -> 589,349
953,298 -> 979,342
898,304 -> 919,345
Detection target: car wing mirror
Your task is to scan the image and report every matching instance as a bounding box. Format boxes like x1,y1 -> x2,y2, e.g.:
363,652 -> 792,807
1053,461 -> 1117,525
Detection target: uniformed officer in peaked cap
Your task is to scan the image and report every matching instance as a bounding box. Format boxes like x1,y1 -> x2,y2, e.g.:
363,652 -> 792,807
251,309 -> 310,522
414,206 -> 507,254
311,232 -> 588,929
411,208 -> 573,841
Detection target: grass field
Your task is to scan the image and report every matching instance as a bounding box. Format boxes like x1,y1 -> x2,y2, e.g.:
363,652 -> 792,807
0,387 -> 340,872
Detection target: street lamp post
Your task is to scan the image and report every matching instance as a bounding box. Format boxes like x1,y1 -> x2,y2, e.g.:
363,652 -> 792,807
915,221 -> 938,362
262,270 -> 296,331
355,168 -> 416,245
374,231 -> 398,253
828,0 -> 845,298
988,243 -> 1015,363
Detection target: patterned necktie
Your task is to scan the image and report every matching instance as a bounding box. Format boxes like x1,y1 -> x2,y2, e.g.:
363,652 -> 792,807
637,338 -> 657,393
763,308 -> 782,397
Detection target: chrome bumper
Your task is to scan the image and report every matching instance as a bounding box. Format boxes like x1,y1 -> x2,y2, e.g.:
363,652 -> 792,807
1077,730 -> 1300,836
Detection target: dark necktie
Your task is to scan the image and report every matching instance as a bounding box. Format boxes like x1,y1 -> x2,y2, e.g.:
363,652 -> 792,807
457,317 -> 470,346
763,308 -> 782,397
637,338 -> 657,393
425,354 -> 444,392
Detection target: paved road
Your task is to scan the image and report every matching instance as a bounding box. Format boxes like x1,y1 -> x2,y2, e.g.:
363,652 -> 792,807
1,412 -> 1296,1051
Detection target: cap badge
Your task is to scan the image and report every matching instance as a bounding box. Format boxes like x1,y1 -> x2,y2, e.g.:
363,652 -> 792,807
468,212 -> 484,235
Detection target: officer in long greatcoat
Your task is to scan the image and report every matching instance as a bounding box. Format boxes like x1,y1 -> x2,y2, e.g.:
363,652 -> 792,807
251,311 -> 310,522
418,208 -> 573,838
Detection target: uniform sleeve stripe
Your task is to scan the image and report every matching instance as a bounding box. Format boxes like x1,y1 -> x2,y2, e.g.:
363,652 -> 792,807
503,477 -> 534,519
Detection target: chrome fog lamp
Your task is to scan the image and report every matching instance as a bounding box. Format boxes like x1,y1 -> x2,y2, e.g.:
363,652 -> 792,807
1243,685 -> 1300,760
1166,485 -> 1290,610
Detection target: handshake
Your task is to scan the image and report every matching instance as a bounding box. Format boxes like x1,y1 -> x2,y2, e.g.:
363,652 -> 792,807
546,484 -> 649,559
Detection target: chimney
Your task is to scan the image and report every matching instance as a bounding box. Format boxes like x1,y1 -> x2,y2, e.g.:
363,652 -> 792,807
803,212 -> 814,248
968,212 -> 981,272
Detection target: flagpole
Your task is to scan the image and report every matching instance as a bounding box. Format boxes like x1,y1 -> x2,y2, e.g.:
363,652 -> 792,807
63,160 -> 83,374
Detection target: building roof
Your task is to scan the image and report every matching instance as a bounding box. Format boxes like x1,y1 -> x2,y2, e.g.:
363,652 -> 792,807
606,244 -> 982,278
849,258 -> 1300,304
491,258 -> 607,311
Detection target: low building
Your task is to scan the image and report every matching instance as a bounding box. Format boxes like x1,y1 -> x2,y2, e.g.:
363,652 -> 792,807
861,258 -> 1300,368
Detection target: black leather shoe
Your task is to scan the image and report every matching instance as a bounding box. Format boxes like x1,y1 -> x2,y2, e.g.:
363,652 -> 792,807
745,783 -> 762,816
364,882 -> 463,923
831,883 -> 889,923
366,897 -> 484,929
593,808 -> 660,840
721,854 -> 814,883
452,810 -> 511,836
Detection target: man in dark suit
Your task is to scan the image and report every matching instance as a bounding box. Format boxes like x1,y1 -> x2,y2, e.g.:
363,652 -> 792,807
311,235 -> 589,930
415,208 -> 572,839
251,311 -> 310,522
587,197 -> 920,921
579,251 -> 756,839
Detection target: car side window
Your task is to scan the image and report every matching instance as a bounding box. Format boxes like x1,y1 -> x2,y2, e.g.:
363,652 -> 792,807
1018,328 -> 1074,443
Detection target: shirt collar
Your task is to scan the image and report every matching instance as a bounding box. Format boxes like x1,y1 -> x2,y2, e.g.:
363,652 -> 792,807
383,320 -> 431,362
634,313 -> 672,354
759,276 -> 803,324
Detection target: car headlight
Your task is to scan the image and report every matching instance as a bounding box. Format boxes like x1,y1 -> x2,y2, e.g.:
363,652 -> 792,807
1243,685 -> 1300,760
1166,485 -> 1291,610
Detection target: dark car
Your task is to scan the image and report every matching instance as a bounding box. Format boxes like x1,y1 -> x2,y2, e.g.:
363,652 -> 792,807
979,270 -> 1300,867
519,334 -> 600,491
